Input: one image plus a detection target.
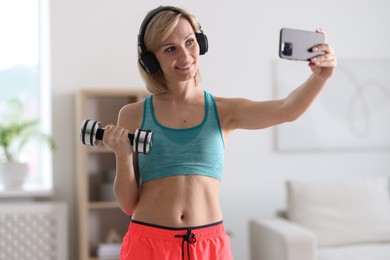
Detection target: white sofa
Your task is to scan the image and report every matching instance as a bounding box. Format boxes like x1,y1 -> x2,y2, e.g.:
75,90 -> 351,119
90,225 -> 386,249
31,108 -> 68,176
249,178 -> 390,260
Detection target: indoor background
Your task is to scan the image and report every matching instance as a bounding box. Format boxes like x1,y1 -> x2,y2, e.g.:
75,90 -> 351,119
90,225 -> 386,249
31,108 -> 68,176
48,0 -> 390,259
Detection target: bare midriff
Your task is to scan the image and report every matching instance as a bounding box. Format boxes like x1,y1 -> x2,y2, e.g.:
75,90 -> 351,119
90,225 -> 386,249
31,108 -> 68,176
131,175 -> 222,227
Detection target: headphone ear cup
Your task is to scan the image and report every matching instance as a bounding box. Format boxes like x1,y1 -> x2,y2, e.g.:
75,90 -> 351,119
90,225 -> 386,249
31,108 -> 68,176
139,51 -> 160,74
196,32 -> 208,55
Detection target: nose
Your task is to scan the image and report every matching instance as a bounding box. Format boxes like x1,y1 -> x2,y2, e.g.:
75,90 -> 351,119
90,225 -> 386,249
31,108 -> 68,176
177,46 -> 190,61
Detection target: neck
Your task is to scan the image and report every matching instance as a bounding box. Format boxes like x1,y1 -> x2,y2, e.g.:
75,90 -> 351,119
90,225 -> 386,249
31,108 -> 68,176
161,79 -> 202,102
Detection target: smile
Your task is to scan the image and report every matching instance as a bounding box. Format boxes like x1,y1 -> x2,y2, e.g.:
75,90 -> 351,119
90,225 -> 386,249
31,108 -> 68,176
175,63 -> 193,70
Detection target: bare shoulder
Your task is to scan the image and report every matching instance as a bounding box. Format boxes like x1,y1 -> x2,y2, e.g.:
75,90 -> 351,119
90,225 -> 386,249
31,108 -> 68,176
214,96 -> 249,109
212,96 -> 247,129
117,99 -> 145,132
213,96 -> 252,115
120,99 -> 145,116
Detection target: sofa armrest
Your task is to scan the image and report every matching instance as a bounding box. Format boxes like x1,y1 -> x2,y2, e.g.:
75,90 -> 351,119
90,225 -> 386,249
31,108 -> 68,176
249,217 -> 317,260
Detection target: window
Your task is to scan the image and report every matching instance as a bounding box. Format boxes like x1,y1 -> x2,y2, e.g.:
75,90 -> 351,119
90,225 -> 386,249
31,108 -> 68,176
0,0 -> 52,196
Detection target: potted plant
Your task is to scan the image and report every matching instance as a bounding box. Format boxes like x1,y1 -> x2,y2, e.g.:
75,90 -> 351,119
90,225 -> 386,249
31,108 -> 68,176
0,98 -> 56,188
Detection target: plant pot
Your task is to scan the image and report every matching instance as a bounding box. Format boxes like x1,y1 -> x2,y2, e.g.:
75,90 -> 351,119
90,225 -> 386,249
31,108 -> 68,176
0,162 -> 29,188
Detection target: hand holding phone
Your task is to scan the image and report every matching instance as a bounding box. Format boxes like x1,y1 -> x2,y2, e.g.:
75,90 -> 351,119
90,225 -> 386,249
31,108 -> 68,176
279,28 -> 325,61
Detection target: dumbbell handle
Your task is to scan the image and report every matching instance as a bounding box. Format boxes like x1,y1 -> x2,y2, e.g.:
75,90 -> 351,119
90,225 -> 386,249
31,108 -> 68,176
80,119 -> 153,154
94,128 -> 135,145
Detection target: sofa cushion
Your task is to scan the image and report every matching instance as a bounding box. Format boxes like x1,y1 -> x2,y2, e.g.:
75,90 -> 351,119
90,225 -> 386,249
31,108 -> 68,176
318,243 -> 390,260
286,178 -> 390,247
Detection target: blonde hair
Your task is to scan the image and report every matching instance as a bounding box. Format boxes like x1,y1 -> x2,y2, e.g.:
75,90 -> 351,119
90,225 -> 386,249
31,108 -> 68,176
138,7 -> 202,94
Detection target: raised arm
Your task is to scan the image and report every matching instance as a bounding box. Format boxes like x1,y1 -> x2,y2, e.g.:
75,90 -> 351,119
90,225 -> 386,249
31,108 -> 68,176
218,29 -> 337,139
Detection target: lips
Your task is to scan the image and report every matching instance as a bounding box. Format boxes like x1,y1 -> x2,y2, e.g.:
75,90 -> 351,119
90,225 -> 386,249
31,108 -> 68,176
175,63 -> 193,70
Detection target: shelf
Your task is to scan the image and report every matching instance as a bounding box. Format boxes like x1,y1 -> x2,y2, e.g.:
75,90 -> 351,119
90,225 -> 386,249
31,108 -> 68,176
76,89 -> 147,260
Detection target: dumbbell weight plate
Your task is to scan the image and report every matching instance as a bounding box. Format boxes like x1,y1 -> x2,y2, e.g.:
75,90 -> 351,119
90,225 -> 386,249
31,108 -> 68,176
134,128 -> 153,154
80,119 -> 100,146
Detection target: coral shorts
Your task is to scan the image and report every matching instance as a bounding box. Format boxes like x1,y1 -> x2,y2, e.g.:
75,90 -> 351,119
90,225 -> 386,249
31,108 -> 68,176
120,220 -> 234,260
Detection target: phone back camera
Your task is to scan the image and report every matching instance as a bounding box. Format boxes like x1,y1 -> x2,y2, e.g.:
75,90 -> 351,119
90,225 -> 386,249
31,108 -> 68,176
282,42 -> 293,56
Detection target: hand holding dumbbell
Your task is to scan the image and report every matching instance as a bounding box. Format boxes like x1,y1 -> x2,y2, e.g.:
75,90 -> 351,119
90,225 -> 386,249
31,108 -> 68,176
80,119 -> 153,154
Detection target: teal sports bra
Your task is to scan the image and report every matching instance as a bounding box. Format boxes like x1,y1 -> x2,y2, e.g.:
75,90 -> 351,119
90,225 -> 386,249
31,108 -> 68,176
137,91 -> 225,183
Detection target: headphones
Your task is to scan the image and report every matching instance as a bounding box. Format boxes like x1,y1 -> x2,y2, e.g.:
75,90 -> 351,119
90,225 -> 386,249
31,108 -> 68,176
138,6 -> 208,74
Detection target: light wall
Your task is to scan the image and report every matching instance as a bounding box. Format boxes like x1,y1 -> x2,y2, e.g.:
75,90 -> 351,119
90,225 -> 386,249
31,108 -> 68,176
50,0 -> 390,259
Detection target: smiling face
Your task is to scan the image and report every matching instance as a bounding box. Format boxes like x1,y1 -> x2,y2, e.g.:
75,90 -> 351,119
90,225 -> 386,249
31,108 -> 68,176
154,18 -> 200,85
138,7 -> 203,95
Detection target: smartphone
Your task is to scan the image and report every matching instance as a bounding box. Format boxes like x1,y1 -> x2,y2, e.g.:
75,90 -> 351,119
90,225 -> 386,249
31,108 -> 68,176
279,28 -> 325,61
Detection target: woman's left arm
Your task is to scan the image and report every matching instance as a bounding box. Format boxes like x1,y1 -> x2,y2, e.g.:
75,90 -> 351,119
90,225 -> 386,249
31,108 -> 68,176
218,29 -> 337,135
281,32 -> 337,121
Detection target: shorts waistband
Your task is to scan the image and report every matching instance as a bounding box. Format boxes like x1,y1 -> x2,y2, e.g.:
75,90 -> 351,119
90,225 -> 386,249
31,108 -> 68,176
129,219 -> 225,240
131,219 -> 223,230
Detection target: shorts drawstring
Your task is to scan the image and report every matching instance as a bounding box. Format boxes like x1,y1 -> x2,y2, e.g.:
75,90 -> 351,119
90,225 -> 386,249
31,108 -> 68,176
175,229 -> 197,260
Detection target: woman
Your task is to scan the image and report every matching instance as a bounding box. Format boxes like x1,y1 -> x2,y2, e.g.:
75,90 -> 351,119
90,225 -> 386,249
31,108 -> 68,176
102,6 -> 337,260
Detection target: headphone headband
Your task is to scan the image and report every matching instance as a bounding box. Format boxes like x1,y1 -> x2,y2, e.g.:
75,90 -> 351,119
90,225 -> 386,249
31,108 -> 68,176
138,6 -> 178,55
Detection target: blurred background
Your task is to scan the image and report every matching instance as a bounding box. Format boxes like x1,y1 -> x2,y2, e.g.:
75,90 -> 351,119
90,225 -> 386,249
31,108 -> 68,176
1,0 -> 389,259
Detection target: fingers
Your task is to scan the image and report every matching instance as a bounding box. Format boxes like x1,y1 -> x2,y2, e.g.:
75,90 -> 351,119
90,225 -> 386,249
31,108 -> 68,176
312,28 -> 332,54
105,125 -> 126,137
309,28 -> 337,66
103,125 -> 130,144
312,43 -> 334,55
307,29 -> 337,77
311,43 -> 337,67
102,125 -> 133,155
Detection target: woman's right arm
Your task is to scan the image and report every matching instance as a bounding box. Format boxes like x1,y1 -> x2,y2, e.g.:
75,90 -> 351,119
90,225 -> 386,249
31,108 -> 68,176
102,102 -> 143,215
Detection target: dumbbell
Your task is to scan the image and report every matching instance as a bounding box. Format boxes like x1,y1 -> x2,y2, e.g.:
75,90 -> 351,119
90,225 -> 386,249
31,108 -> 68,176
80,119 -> 153,154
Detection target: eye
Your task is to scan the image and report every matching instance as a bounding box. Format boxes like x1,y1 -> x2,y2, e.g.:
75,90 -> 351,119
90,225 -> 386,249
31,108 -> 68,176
186,38 -> 195,47
164,46 -> 176,53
